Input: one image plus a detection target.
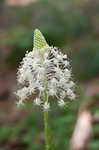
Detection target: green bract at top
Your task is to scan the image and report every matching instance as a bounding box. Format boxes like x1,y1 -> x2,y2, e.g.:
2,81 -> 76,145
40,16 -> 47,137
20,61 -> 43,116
33,29 -> 48,51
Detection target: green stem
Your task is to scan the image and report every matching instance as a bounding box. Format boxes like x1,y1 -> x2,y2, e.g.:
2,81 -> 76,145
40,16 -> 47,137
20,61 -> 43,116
43,90 -> 51,150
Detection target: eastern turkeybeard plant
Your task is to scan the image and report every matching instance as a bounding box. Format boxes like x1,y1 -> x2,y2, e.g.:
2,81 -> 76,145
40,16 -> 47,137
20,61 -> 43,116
16,29 -> 75,150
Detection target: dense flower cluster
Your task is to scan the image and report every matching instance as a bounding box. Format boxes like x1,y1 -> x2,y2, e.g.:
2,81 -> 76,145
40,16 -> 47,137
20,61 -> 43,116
16,45 -> 75,110
16,29 -> 75,110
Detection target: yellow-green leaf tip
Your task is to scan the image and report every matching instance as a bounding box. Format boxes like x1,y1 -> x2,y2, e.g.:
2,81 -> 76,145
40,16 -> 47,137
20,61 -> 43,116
33,29 -> 48,50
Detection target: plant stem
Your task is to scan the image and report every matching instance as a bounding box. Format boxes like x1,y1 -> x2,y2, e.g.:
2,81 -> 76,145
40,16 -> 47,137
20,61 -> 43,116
43,90 -> 51,150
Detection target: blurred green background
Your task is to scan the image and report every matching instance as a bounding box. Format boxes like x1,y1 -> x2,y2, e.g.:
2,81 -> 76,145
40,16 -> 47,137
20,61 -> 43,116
0,0 -> 99,150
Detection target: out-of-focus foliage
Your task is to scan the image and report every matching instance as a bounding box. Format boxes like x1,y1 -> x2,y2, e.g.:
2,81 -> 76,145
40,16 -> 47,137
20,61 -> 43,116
0,98 -> 79,150
0,95 -> 98,150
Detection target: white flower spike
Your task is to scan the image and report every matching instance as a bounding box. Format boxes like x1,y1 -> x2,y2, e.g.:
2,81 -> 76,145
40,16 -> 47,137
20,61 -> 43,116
16,29 -> 75,110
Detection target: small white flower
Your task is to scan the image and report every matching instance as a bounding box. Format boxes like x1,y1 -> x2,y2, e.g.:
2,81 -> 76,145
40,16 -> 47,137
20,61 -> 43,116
16,99 -> 24,107
60,91 -> 66,99
68,81 -> 75,88
34,97 -> 41,105
44,59 -> 50,65
69,93 -> 76,100
16,87 -> 29,100
67,89 -> 73,96
67,89 -> 76,100
57,54 -> 63,60
63,54 -> 67,59
50,78 -> 57,86
49,88 -> 56,96
58,99 -> 65,107
63,60 -> 69,66
38,86 -> 44,92
43,102 -> 50,111
44,52 -> 49,59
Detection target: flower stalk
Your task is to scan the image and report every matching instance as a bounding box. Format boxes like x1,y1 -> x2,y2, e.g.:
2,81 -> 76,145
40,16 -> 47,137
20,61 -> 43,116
43,89 -> 51,150
44,110 -> 50,150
